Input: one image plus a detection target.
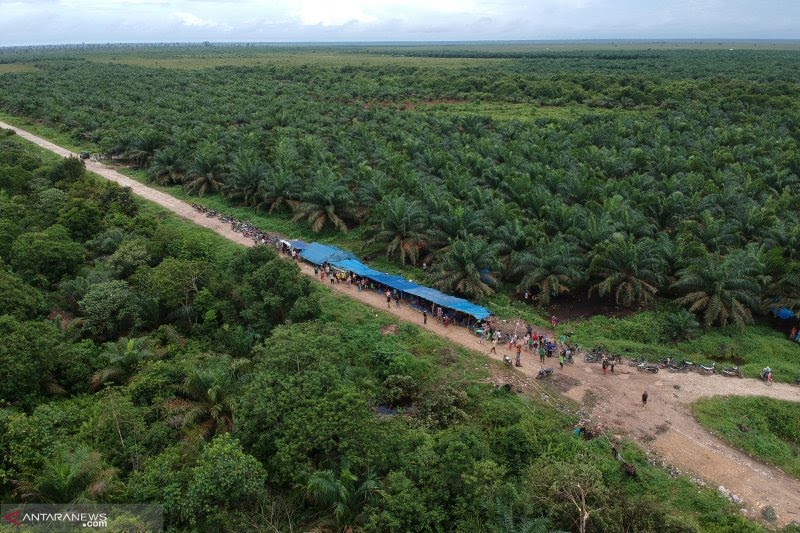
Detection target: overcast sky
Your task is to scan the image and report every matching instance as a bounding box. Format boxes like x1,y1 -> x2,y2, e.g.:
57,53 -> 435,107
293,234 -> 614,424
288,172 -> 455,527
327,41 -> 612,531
1,0 -> 798,46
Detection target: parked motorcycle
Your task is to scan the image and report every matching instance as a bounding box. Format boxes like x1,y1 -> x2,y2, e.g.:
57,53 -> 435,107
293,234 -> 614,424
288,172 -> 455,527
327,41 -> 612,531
721,366 -> 743,378
637,362 -> 659,374
697,362 -> 716,375
537,367 -> 554,379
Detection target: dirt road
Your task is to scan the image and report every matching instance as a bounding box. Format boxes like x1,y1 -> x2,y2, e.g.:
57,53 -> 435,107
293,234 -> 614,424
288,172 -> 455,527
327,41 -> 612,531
3,121 -> 799,527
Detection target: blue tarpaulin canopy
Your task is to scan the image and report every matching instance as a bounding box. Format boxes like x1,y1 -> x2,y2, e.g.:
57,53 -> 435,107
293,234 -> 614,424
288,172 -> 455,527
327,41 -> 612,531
300,247 -> 492,320
771,306 -> 795,320
367,272 -> 420,292
288,239 -> 308,250
405,286 -> 492,320
330,259 -> 380,277
300,243 -> 357,265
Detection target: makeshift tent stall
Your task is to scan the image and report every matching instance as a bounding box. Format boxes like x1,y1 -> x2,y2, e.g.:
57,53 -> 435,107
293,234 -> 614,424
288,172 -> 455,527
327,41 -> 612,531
288,239 -> 308,250
404,286 -> 492,320
300,243 -> 357,265
299,246 -> 492,321
329,259 -> 380,277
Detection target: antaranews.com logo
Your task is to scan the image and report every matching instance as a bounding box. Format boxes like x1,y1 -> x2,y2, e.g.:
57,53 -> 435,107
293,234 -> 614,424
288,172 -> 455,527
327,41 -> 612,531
3,508 -> 107,528
1,504 -> 162,531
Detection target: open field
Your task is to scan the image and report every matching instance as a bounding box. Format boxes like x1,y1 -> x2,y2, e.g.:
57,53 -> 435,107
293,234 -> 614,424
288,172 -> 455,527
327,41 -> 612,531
693,396 -> 800,479
0,63 -> 37,74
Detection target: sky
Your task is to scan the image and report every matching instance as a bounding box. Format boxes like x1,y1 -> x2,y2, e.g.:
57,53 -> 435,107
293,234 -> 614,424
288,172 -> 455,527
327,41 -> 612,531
0,0 -> 798,46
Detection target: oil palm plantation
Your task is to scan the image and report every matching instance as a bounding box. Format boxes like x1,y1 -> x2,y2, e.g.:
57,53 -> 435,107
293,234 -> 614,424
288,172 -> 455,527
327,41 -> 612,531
671,251 -> 762,329
588,234 -> 668,308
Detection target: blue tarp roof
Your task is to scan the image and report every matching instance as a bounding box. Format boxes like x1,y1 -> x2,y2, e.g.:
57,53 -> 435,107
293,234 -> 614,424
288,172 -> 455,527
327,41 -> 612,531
288,239 -> 308,250
300,243 -> 357,265
340,265 -> 491,320
770,306 -> 795,320
331,259 -> 380,277
303,248 -> 492,320
405,286 -> 492,320
367,272 -> 420,292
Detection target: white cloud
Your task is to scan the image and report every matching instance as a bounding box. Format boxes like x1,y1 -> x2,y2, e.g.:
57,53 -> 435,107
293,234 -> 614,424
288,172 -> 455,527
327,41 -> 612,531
0,0 -> 797,45
174,11 -> 227,29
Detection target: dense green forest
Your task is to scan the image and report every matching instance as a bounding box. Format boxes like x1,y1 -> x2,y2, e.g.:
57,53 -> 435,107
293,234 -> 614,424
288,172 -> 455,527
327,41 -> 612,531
1,45 -> 798,330
0,130 -> 788,531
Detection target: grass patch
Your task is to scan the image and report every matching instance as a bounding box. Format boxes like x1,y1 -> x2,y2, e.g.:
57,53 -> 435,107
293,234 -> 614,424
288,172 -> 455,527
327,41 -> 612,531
693,396 -> 800,479
416,101 -> 650,122
0,63 -> 38,74
86,52 -> 512,70
0,111 -> 91,153
566,312 -> 800,381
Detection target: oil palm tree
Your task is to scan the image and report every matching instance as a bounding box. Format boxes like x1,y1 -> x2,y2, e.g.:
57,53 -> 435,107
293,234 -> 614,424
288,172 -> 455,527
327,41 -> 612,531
183,144 -> 225,197
513,240 -> 585,305
147,146 -> 185,186
168,366 -> 238,439
364,195 -> 428,266
254,168 -> 303,214
672,251 -> 762,329
223,151 -> 267,207
291,170 -> 359,233
15,445 -> 117,503
426,205 -> 487,259
588,234 -> 667,308
429,236 -> 499,299
303,466 -> 379,530
90,337 -> 152,391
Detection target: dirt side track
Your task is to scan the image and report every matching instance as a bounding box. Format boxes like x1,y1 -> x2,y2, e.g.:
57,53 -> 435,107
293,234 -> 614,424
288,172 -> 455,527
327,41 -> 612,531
3,121 -> 799,527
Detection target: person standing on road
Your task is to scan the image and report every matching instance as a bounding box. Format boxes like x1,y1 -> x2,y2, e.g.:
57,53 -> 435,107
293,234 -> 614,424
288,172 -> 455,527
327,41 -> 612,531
642,391 -> 648,408
539,344 -> 546,364
423,310 -> 427,325
385,289 -> 392,308
559,351 -> 565,369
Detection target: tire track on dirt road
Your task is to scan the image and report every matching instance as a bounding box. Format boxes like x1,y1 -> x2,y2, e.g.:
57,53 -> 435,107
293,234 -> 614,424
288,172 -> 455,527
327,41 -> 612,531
3,121 -> 799,527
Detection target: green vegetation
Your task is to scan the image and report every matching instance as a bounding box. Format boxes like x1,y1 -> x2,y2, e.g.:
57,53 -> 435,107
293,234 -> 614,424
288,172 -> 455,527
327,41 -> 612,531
564,310 -> 800,381
693,396 -> 800,478
2,44 -> 798,336
0,130 -> 780,531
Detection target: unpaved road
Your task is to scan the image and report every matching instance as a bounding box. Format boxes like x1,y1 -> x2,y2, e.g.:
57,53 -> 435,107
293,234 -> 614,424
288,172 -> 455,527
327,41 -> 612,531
3,121 -> 800,527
